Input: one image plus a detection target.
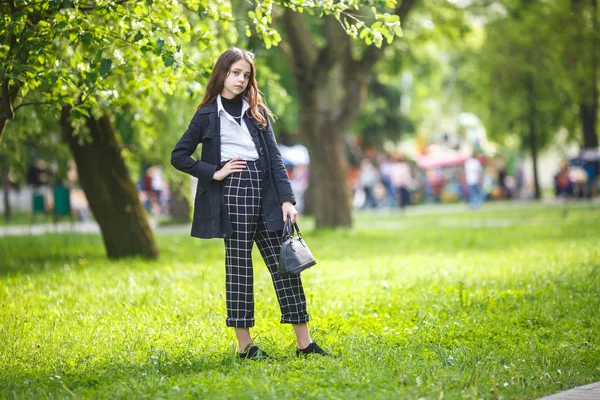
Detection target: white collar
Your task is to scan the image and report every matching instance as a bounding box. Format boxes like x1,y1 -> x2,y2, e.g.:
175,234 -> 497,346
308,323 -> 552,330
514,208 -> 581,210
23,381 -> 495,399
216,94 -> 249,118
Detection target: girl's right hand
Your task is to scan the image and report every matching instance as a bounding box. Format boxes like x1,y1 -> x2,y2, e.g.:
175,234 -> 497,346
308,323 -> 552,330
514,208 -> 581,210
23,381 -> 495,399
213,157 -> 246,181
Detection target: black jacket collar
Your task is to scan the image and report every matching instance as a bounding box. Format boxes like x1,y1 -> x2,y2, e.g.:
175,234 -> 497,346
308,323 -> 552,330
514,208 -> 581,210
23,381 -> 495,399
197,100 -> 217,115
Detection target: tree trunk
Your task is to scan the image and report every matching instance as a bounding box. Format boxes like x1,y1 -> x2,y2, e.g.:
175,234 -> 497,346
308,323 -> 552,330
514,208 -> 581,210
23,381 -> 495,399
2,166 -> 10,222
0,79 -> 19,143
571,0 -> 600,149
302,181 -> 316,217
582,0 -> 600,149
61,108 -> 158,259
527,75 -> 541,200
280,2 -> 417,228
0,117 -> 8,143
580,103 -> 599,148
169,180 -> 191,223
302,117 -> 352,227
295,57 -> 358,228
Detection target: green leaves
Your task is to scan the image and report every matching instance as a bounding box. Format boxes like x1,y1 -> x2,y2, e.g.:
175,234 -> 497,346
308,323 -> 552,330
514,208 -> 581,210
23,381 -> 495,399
10,11 -> 25,22
340,9 -> 403,48
69,108 -> 90,119
162,54 -> 174,67
3,0 -> 406,125
86,71 -> 98,84
247,5 -> 281,49
1,0 -> 412,149
99,59 -> 112,76
133,31 -> 145,42
81,32 -> 94,47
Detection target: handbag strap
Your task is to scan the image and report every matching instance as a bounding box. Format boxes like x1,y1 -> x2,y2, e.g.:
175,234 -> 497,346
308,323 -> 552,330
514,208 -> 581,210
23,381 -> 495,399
293,221 -> 303,238
282,217 -> 303,240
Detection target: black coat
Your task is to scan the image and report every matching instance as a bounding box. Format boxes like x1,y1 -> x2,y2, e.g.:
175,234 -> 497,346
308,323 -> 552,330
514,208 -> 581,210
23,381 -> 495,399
171,101 -> 295,239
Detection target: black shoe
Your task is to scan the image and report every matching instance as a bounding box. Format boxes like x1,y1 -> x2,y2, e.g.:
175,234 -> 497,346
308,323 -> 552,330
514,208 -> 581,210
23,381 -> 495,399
296,342 -> 331,357
237,345 -> 273,360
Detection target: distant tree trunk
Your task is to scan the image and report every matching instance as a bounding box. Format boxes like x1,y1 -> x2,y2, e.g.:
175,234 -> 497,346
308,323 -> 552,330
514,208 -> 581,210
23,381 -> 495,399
2,166 -> 10,222
572,0 -> 600,149
526,75 -> 541,200
580,103 -> 599,149
280,0 -> 417,228
61,108 -> 158,259
0,79 -> 20,143
169,181 -> 191,223
583,0 -> 600,149
302,113 -> 353,227
302,179 -> 316,216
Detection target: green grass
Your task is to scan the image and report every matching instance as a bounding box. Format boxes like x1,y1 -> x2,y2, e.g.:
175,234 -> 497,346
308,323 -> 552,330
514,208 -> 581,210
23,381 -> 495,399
0,211 -> 54,226
1,203 -> 599,399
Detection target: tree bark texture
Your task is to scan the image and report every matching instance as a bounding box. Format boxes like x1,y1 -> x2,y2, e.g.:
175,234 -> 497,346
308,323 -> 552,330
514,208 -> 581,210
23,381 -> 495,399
281,1 -> 417,228
1,1 -> 27,144
302,114 -> 353,227
571,0 -> 600,149
2,166 -> 11,222
580,103 -> 599,149
527,75 -> 541,200
583,0 -> 600,149
61,108 -> 158,259
169,181 -> 191,223
0,79 -> 20,143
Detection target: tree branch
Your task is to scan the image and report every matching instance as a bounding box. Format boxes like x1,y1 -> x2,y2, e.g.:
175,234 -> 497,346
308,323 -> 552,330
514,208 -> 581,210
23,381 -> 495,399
13,100 -> 54,112
336,62 -> 365,128
312,15 -> 351,87
280,8 -> 318,86
334,0 -> 418,127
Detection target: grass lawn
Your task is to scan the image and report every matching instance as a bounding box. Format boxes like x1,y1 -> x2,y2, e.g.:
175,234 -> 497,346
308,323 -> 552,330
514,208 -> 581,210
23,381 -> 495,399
0,212 -> 54,226
1,202 -> 599,399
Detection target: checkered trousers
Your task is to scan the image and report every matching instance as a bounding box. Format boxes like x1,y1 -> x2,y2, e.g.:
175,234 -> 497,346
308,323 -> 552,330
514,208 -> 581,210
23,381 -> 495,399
222,160 -> 310,328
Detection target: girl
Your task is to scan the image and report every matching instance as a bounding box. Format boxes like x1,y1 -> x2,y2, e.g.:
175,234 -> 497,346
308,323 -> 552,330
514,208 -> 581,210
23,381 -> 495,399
171,48 -> 329,359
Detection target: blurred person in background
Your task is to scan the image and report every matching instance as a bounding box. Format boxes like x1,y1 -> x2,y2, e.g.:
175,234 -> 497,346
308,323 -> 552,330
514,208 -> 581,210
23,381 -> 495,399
390,153 -> 413,209
378,154 -> 396,208
357,158 -> 380,209
513,161 -> 525,199
554,160 -> 573,198
464,152 -> 484,209
151,166 -> 165,214
582,158 -> 598,198
142,167 -> 153,211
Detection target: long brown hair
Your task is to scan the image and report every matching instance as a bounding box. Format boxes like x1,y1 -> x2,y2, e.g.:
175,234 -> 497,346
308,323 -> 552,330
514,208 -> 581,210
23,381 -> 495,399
197,47 -> 274,128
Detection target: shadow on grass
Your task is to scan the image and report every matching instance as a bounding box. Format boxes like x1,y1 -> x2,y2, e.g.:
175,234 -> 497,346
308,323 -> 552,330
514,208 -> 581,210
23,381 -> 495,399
1,351 -> 288,396
0,232 -> 213,277
0,234 -> 108,276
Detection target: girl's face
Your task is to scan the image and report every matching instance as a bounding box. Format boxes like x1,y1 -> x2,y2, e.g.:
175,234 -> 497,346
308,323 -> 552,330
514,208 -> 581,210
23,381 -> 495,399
221,59 -> 252,99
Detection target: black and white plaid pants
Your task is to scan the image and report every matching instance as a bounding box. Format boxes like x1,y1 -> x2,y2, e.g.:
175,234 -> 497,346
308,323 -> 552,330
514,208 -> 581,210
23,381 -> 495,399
223,160 -> 310,328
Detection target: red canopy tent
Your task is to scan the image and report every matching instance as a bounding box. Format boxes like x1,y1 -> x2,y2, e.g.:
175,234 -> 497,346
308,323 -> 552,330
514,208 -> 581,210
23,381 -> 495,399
415,152 -> 468,169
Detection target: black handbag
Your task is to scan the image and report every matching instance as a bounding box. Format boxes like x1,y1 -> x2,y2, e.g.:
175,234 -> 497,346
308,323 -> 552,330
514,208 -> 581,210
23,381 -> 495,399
278,217 -> 316,277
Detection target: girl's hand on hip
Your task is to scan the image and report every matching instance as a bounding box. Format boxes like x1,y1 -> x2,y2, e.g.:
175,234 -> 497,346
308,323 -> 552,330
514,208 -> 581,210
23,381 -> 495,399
282,201 -> 298,224
213,157 -> 246,181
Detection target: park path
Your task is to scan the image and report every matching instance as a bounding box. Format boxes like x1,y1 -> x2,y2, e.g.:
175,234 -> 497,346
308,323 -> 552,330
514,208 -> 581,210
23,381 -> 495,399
539,382 -> 600,399
0,219 -> 190,237
2,199 -> 598,238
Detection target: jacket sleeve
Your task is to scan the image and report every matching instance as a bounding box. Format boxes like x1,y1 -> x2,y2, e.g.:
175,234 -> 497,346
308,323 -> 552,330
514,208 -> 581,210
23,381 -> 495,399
170,109 -> 217,190
261,109 -> 296,205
